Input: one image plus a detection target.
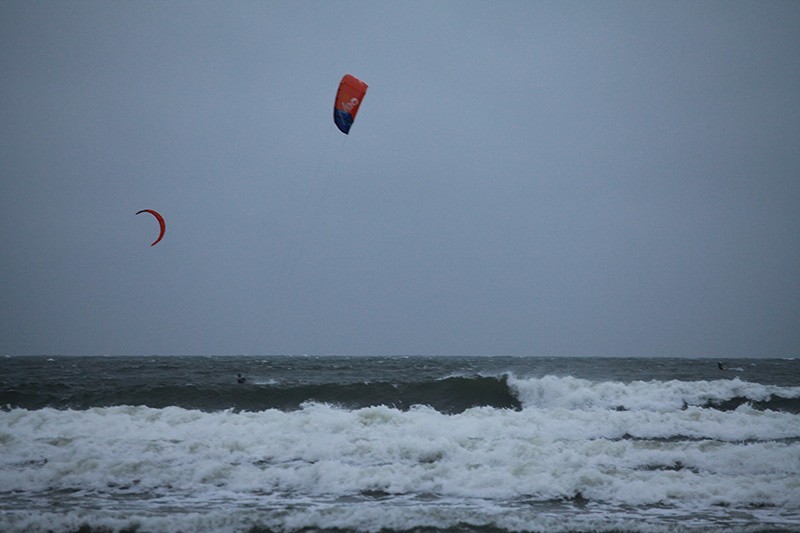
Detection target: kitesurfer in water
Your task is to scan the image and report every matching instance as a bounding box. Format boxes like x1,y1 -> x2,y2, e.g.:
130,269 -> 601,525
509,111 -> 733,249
717,361 -> 726,370
236,373 -> 246,384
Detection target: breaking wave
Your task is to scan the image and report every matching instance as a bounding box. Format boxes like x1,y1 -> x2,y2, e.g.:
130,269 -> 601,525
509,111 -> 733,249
4,373 -> 799,415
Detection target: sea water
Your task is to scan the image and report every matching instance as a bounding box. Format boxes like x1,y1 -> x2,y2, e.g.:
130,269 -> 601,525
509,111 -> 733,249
1,355 -> 799,532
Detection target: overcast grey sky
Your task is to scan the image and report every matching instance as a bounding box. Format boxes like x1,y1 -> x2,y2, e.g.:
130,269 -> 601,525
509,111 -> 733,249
2,1 -> 798,357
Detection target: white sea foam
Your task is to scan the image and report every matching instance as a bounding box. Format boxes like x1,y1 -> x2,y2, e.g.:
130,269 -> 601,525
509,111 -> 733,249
0,498 -> 727,533
2,375 -> 800,532
508,375 -> 800,411
2,404 -> 798,502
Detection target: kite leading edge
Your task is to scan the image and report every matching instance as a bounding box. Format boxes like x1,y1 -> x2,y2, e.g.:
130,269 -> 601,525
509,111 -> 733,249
135,209 -> 166,246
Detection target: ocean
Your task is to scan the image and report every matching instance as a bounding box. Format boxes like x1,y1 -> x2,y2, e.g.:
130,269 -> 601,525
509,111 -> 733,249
1,355 -> 799,532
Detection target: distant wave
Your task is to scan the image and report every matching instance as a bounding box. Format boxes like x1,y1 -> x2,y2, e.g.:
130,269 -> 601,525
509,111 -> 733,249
0,375 -> 520,414
3,374 -> 800,415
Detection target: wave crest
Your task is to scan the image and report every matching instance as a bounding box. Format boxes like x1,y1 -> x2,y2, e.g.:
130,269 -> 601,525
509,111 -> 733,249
508,375 -> 800,413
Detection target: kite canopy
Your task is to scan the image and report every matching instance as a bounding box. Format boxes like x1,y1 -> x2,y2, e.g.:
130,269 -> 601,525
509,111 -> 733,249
333,74 -> 368,134
136,209 -> 166,246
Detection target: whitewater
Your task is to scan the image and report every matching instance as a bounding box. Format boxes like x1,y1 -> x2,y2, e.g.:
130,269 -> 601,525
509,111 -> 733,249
1,355 -> 799,532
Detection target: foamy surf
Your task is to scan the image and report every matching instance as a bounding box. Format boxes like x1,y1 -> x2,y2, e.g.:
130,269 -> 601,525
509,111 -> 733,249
2,355 -> 799,531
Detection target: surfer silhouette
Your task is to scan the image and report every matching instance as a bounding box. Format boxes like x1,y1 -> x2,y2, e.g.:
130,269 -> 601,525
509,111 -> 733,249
717,362 -> 726,371
236,373 -> 246,384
